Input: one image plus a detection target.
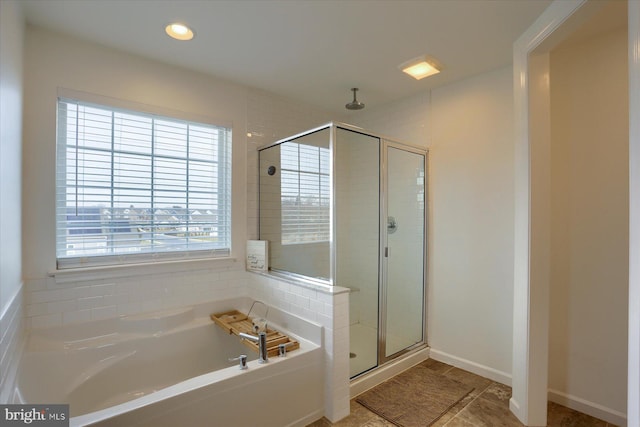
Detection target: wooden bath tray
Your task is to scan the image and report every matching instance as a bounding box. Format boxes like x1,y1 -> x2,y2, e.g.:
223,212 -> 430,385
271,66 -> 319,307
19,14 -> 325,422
210,310 -> 299,357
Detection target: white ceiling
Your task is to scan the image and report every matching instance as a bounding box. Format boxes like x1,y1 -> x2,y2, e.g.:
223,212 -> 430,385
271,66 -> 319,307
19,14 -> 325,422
21,0 -> 552,114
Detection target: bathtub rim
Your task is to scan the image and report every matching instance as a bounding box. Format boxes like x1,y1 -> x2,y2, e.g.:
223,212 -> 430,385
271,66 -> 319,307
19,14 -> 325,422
15,297 -> 323,426
69,337 -> 321,427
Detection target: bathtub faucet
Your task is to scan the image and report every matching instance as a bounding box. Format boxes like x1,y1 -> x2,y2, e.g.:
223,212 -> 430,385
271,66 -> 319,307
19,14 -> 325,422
239,332 -> 268,364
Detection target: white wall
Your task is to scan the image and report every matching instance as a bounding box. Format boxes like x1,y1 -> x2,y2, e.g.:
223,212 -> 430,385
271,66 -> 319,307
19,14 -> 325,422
0,0 -> 24,319
347,91 -> 430,149
22,26 -> 333,329
19,25 -> 348,421
351,66 -> 515,383
23,25 -> 249,280
245,89 -> 333,242
548,28 -> 628,420
429,67 -> 515,381
0,0 -> 25,401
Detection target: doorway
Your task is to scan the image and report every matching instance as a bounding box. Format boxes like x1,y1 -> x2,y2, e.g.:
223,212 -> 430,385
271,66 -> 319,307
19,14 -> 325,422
511,1 -> 637,425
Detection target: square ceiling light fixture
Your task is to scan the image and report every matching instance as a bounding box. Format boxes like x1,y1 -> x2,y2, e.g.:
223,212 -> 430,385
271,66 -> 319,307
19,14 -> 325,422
399,55 -> 442,80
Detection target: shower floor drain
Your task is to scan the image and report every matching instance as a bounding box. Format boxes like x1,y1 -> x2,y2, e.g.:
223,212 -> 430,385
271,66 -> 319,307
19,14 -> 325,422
349,352 -> 357,359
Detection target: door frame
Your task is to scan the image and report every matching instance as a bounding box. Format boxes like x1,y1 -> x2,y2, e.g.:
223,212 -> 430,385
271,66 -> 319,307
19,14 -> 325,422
511,0 -> 640,425
377,141 -> 429,365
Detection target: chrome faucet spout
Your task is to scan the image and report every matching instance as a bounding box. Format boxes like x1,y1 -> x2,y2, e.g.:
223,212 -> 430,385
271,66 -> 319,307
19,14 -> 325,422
238,332 -> 258,342
239,332 -> 268,364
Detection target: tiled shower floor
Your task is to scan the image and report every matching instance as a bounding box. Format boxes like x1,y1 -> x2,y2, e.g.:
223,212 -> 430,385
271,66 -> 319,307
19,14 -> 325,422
308,359 -> 616,427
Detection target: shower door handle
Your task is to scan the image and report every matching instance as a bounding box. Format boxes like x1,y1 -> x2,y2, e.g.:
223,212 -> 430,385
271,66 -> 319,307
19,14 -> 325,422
387,216 -> 398,234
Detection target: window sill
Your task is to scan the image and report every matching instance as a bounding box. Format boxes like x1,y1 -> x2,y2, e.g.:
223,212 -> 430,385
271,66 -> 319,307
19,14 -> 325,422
48,257 -> 239,284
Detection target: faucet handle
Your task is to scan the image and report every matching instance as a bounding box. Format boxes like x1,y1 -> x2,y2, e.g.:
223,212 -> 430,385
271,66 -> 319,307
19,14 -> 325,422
229,354 -> 248,370
278,342 -> 294,357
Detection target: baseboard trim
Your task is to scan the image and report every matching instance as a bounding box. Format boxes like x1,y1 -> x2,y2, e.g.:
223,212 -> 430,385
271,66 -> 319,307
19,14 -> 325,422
548,388 -> 626,427
429,348 -> 512,386
509,397 -> 523,422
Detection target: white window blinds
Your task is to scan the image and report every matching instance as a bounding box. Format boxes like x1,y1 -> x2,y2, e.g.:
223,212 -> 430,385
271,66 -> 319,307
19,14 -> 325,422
56,99 -> 232,268
280,143 -> 330,244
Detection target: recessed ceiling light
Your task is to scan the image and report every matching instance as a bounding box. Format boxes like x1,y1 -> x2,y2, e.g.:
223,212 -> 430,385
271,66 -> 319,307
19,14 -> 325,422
399,55 -> 442,80
165,23 -> 195,41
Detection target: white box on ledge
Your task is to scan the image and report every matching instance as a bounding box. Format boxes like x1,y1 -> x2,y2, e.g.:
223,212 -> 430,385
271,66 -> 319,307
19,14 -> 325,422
246,240 -> 268,272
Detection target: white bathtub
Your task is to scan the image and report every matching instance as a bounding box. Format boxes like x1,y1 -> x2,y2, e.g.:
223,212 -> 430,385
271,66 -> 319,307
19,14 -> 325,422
16,298 -> 324,427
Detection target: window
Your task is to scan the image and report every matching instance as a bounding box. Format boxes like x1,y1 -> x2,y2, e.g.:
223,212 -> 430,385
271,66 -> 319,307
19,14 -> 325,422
56,99 -> 232,268
280,142 -> 330,244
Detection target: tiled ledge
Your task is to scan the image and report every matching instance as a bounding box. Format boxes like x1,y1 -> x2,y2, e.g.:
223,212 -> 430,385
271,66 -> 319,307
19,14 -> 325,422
248,270 -> 350,296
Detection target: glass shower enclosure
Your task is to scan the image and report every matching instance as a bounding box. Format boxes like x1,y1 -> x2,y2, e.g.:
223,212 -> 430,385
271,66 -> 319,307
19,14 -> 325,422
258,123 -> 427,378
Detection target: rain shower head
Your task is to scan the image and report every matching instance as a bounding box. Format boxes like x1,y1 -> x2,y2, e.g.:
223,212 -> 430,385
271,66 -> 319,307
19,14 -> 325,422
345,88 -> 365,110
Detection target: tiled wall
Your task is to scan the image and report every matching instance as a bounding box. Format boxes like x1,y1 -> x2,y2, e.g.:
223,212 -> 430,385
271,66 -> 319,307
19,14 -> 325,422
24,262 -> 247,329
246,88 -> 334,242
18,85 -> 350,420
0,289 -> 24,402
244,93 -> 350,421
246,273 -> 350,422
21,86 -> 334,331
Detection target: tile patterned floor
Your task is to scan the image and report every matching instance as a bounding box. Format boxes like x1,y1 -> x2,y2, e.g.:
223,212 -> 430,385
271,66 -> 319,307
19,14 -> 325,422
307,359 -> 616,427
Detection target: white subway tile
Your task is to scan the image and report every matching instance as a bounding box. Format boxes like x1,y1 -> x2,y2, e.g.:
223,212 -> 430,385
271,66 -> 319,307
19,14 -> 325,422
309,299 -> 323,314
25,279 -> 46,292
77,296 -> 104,310
283,291 -> 296,304
333,310 -> 349,329
142,299 -> 163,313
102,295 -> 120,307
334,325 -> 349,346
323,335 -> 334,355
290,285 -> 304,297
294,294 -> 310,309
91,305 -> 117,321
29,289 -> 58,304
31,313 -> 62,329
276,280 -> 290,293
117,302 -> 142,316
47,299 -> 78,314
302,288 -> 318,300
316,292 -> 334,304
69,286 -> 92,299
322,302 -> 333,316
26,303 -> 48,317
63,309 -> 92,325
91,283 -> 117,296
298,307 -> 317,322
317,313 -> 332,329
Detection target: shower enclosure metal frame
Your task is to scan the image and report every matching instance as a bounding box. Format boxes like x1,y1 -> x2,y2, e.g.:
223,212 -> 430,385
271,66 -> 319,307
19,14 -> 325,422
257,122 -> 429,376
377,139 -> 429,367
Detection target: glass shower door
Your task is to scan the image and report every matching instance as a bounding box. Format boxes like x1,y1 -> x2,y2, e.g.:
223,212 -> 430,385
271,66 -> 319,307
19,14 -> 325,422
334,127 -> 380,378
382,145 -> 426,359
